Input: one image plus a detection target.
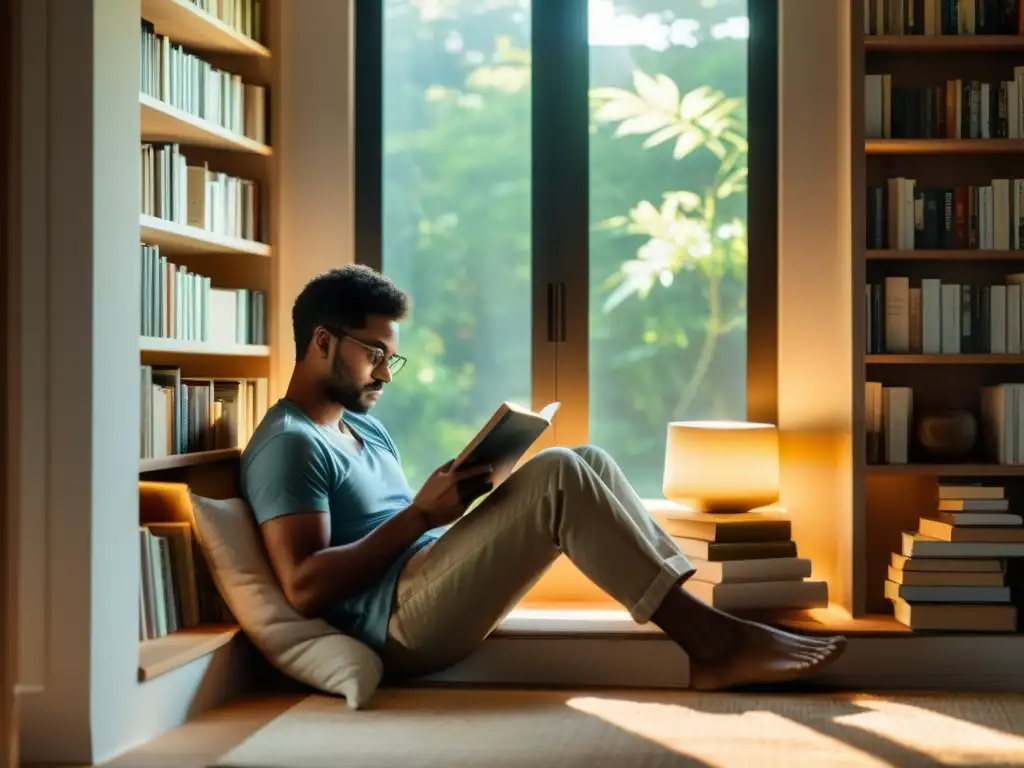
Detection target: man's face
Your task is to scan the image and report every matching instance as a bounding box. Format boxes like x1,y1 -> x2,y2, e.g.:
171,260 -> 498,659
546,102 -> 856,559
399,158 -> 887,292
321,315 -> 399,413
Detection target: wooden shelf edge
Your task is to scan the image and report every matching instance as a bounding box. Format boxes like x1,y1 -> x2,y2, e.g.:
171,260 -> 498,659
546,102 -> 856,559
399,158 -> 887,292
141,0 -> 270,57
140,337 -> 270,357
868,249 -> 1024,260
140,448 -> 241,473
867,139 -> 1024,154
868,464 -> 1024,476
138,623 -> 240,682
140,215 -> 271,257
865,34 -> 1024,51
866,354 -> 1024,364
141,93 -> 272,156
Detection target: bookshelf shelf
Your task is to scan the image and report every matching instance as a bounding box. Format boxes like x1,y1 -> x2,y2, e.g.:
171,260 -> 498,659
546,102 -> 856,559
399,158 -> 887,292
138,623 -> 240,682
140,0 -> 270,57
141,93 -> 272,156
140,337 -> 270,357
866,354 -> 1024,364
140,448 -> 242,473
867,250 -> 1024,261
867,464 -> 1024,477
864,35 -> 1024,52
140,215 -> 271,257
866,139 -> 1024,155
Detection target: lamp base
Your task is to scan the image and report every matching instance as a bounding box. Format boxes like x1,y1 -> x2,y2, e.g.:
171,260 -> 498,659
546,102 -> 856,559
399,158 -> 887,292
671,496 -> 777,515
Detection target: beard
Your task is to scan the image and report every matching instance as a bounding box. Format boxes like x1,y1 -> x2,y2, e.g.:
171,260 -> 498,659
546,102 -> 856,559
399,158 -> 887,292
323,347 -> 381,413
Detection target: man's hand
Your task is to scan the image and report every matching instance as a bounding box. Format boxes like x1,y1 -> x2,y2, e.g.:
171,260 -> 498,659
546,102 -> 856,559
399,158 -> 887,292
411,460 -> 493,530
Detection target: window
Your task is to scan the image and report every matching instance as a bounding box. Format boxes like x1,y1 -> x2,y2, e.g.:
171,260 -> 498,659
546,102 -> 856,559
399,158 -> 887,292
356,0 -> 777,494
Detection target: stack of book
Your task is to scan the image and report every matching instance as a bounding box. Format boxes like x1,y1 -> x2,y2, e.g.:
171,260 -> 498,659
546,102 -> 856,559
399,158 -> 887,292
666,510 -> 829,612
888,483 -> 1023,632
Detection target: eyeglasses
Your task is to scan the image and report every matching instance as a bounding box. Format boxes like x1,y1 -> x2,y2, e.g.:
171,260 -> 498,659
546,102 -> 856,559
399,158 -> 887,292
327,328 -> 408,376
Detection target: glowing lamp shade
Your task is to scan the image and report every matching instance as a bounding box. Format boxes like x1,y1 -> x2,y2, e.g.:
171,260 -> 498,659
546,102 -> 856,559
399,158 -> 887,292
663,421 -> 780,514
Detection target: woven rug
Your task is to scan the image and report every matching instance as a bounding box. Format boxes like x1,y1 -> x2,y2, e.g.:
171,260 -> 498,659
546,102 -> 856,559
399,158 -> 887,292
216,688 -> 1024,767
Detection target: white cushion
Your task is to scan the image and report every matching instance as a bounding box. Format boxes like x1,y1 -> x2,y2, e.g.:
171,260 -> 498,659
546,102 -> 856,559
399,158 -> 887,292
188,493 -> 383,709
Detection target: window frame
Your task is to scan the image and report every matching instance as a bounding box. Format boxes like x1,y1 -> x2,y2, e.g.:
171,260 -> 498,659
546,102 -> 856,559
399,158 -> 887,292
354,0 -> 778,442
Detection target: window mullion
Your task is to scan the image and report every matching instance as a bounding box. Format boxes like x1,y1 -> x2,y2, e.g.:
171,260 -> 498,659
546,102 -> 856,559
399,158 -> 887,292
531,0 -> 590,447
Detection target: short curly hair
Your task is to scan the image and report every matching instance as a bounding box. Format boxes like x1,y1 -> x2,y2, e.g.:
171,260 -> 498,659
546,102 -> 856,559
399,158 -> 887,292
292,265 -> 409,361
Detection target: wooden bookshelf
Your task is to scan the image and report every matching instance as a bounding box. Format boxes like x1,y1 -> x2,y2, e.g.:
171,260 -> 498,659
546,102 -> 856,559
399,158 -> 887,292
866,354 -> 1024,364
140,448 -> 241,473
868,250 -> 1024,261
140,215 -> 271,257
138,623 -> 240,681
866,139 -> 1024,154
867,464 -> 1024,477
141,93 -> 272,156
140,337 -> 270,357
865,35 -> 1024,52
858,9 -> 1024,627
140,0 -> 270,57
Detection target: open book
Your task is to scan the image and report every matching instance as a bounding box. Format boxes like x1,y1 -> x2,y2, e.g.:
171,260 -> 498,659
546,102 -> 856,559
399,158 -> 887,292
451,401 -> 561,483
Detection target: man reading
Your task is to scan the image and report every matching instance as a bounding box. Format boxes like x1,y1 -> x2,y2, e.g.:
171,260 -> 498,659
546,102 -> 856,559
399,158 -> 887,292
240,265 -> 846,689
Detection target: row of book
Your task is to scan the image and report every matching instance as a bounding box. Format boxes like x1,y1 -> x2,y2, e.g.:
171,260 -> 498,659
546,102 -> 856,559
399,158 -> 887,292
140,367 -> 269,460
140,20 -> 267,143
865,0 -> 1024,36
140,243 -> 266,346
668,512 -> 828,612
868,178 -> 1024,252
889,483 -> 1021,631
139,520 -> 231,641
141,143 -> 265,243
184,0 -> 263,44
866,381 -> 1024,464
866,276 -> 1024,354
865,74 -> 1024,140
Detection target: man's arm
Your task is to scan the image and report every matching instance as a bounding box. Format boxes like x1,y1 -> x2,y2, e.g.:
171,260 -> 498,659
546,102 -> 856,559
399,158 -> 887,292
259,506 -> 426,618
244,432 -> 428,618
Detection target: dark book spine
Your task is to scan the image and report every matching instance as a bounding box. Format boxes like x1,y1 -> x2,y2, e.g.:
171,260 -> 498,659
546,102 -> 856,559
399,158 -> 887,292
942,189 -> 956,249
923,189 -> 940,249
961,284 -> 973,353
970,186 -> 980,249
868,186 -> 885,249
954,186 -> 968,248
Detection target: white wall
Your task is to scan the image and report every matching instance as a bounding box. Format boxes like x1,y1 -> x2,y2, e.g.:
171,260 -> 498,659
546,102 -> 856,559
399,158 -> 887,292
18,0 -> 141,763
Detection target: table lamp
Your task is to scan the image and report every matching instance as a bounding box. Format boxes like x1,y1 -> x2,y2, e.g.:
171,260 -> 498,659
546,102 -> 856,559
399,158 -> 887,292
663,420 -> 780,514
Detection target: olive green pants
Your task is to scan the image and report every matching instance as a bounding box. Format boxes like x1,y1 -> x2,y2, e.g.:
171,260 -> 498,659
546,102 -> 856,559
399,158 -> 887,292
381,445 -> 694,679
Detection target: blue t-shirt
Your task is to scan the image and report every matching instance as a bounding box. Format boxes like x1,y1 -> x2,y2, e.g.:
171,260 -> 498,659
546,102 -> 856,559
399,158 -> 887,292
239,398 -> 439,649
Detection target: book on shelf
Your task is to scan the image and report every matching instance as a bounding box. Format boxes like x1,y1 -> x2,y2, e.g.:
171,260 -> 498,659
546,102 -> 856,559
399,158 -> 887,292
864,382 -> 912,464
140,19 -> 267,141
183,0 -> 264,43
670,511 -> 827,611
139,520 -> 232,642
865,71 -> 1024,141
141,143 -> 265,243
140,367 -> 268,460
140,243 -> 266,345
866,274 -> 1024,355
887,482 -> 1020,632
865,0 -> 1024,36
867,177 -> 1024,253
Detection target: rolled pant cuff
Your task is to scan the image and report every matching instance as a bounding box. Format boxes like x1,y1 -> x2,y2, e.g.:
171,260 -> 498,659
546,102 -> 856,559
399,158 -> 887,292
629,554 -> 695,624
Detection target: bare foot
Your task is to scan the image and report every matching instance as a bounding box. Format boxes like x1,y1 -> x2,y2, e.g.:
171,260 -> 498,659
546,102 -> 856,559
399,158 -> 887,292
688,620 -> 847,691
